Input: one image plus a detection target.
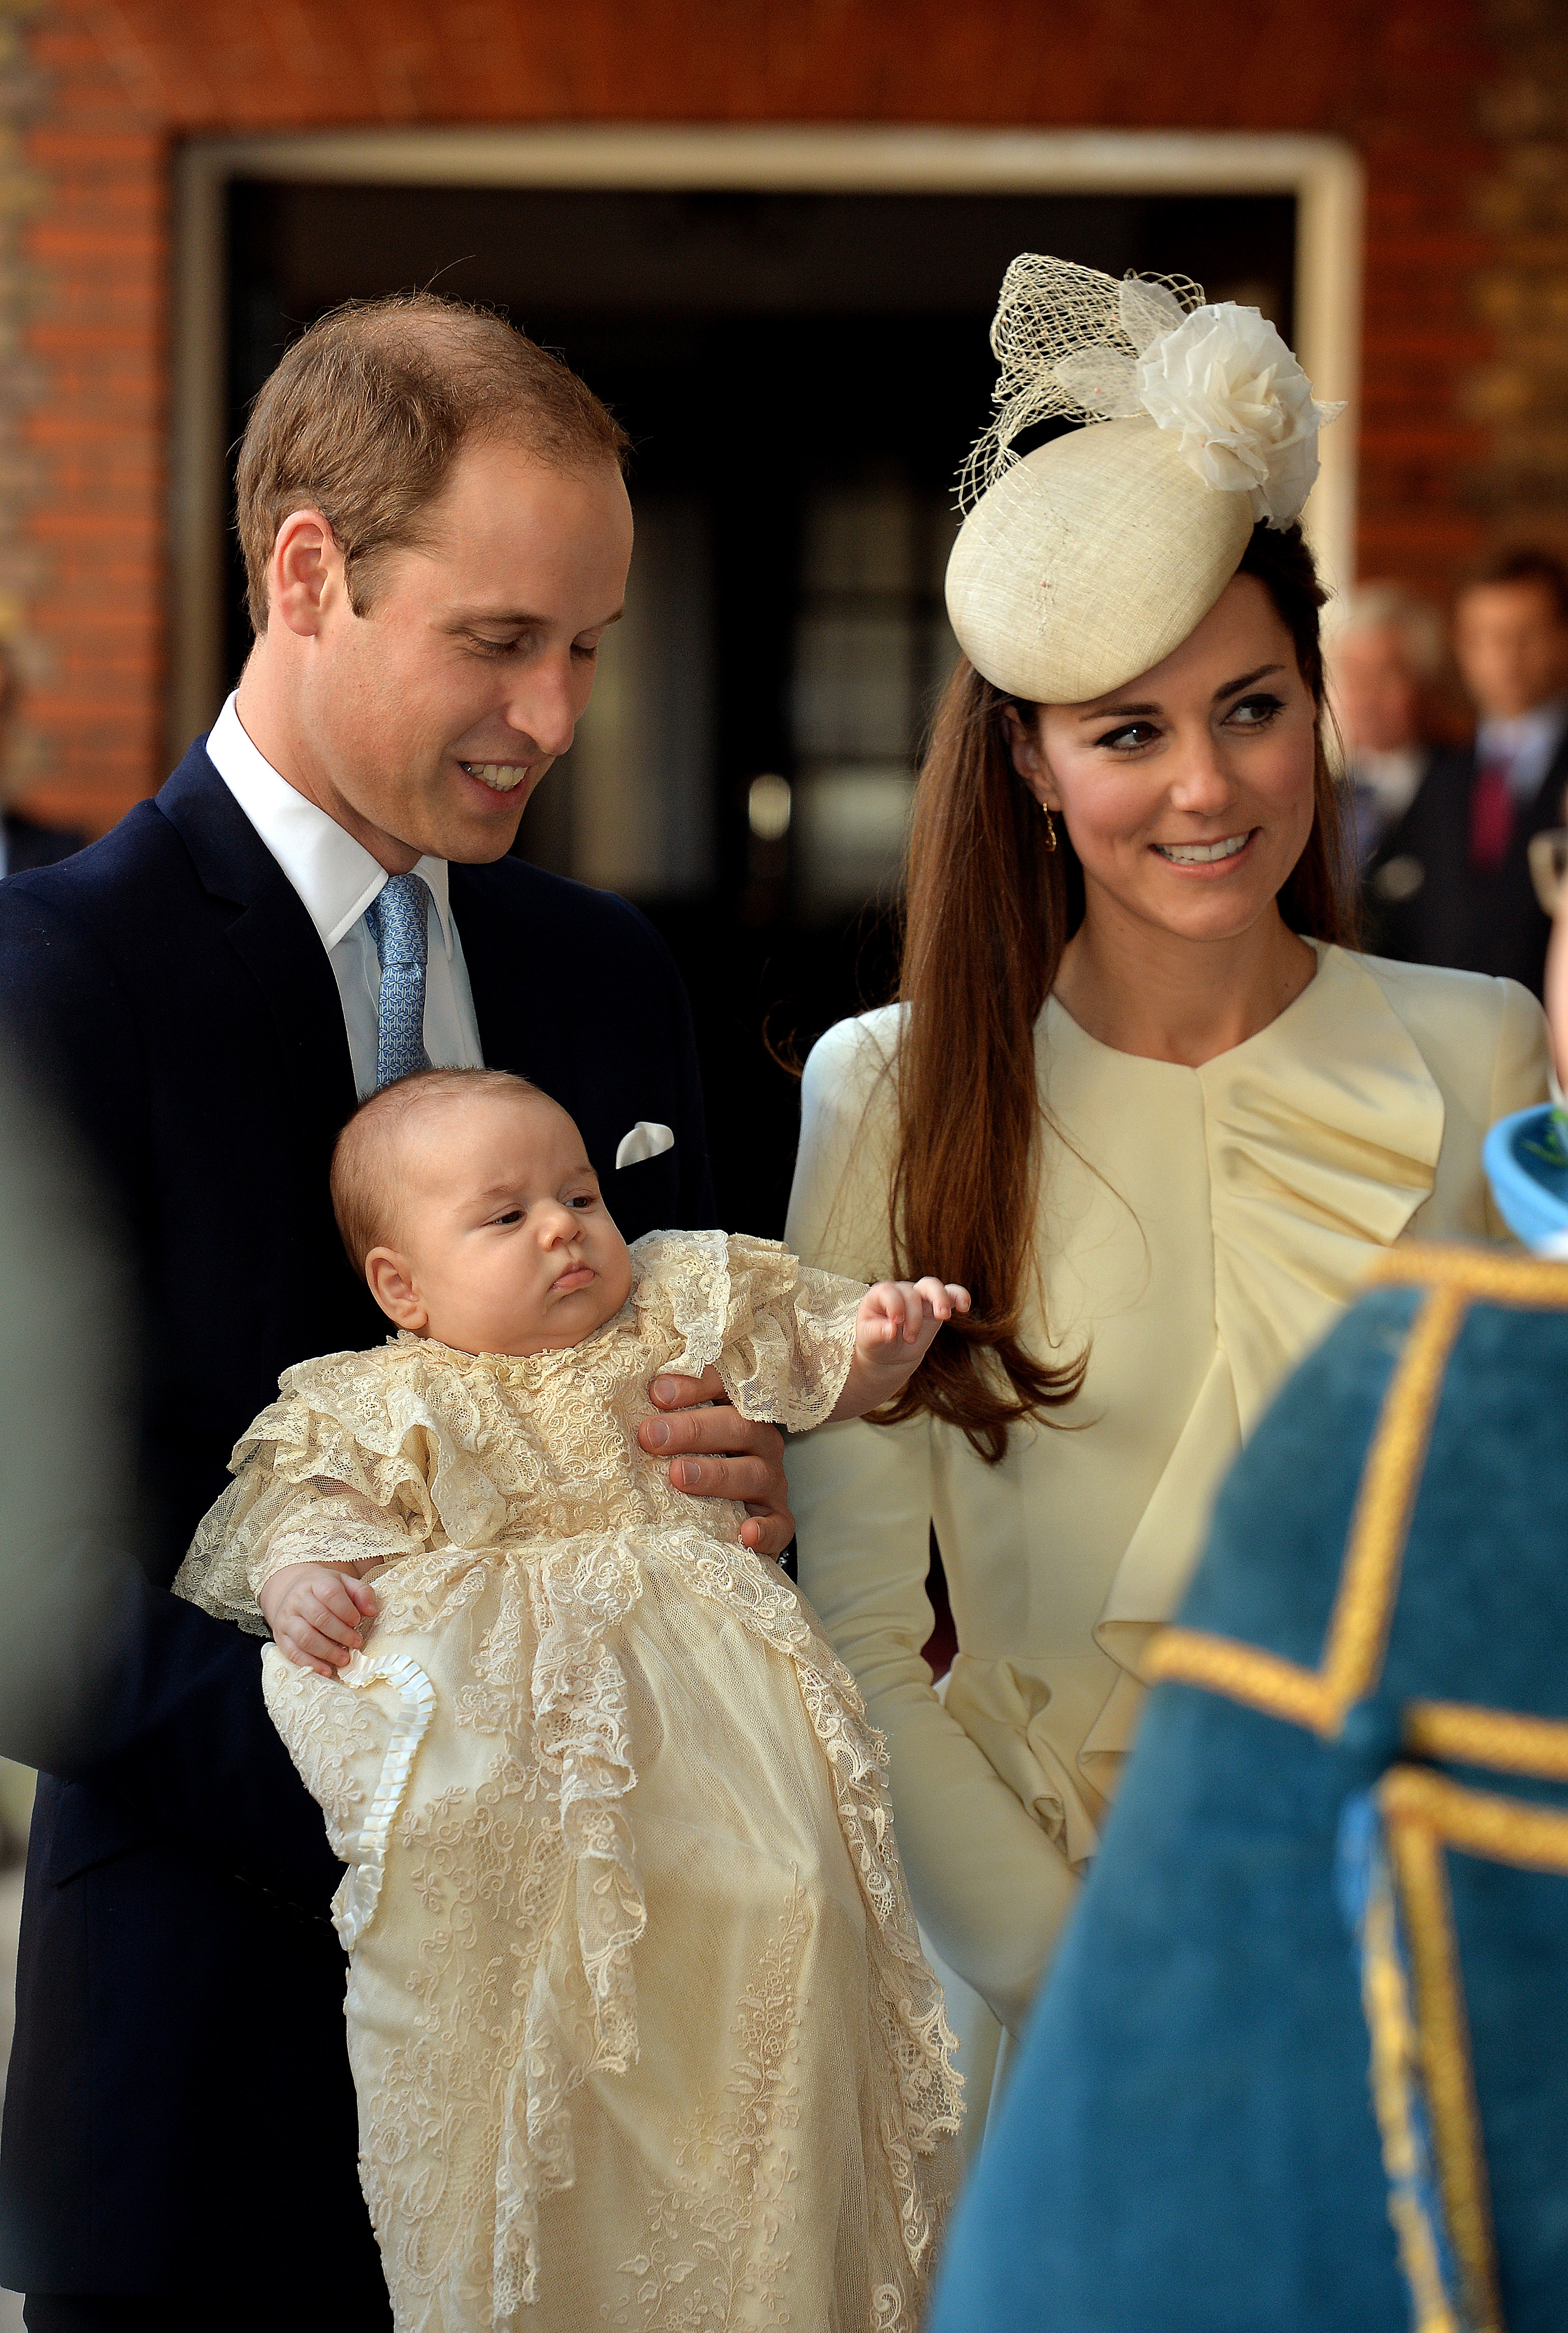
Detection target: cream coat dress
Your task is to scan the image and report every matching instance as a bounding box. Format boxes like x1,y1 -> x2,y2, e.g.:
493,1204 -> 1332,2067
175,1231 -> 961,2333
782,946 -> 1550,2123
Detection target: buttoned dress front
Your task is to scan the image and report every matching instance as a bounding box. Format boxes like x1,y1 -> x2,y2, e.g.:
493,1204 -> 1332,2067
782,946 -> 1551,2126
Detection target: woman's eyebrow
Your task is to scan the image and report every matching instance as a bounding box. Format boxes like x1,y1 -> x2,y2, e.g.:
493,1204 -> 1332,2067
1211,661 -> 1284,702
1077,696 -> 1158,721
1077,660 -> 1287,724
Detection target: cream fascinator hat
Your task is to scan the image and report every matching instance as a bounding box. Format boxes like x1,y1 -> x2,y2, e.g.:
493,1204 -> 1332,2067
946,256 -> 1346,703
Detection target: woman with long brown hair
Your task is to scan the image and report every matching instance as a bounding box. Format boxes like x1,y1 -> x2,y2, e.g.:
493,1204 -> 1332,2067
783,256 -> 1551,2135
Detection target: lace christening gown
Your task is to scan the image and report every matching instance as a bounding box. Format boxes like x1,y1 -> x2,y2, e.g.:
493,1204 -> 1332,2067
175,1231 -> 961,2333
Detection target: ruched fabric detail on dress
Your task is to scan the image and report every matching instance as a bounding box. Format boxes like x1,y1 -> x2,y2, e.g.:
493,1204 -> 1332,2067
1085,947 -> 1447,1759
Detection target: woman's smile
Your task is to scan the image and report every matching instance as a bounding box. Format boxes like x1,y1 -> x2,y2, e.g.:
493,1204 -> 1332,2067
1151,829 -> 1259,870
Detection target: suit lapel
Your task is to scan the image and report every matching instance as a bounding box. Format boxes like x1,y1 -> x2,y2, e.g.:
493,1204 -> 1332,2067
448,860 -> 514,1073
1520,730 -> 1568,842
156,747 -> 358,1154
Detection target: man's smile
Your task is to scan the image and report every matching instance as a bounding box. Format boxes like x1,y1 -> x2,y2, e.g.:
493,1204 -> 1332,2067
459,760 -> 530,792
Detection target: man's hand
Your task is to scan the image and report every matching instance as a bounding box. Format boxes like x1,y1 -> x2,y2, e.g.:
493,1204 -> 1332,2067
829,1277 -> 971,1422
638,1367 -> 794,1559
257,1562 -> 378,1678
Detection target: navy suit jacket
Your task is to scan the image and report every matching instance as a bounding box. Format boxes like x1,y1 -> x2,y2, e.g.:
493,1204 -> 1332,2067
1361,736 -> 1568,997
0,744 -> 714,2300
2,811 -> 83,874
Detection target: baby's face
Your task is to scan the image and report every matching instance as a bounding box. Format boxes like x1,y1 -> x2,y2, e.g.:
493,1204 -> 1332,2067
368,1091 -> 634,1356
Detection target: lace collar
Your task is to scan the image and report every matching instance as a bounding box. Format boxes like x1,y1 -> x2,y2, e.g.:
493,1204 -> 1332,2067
391,1304 -> 635,1387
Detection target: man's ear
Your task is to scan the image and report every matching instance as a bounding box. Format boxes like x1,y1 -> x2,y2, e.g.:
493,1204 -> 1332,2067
365,1246 -> 427,1331
1000,701 -> 1059,811
269,508 -> 346,640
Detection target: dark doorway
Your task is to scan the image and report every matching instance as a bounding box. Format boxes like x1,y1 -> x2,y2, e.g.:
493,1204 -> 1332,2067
225,181 -> 1295,1233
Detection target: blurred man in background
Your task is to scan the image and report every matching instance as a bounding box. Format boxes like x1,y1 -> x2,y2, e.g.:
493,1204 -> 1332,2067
0,644 -> 81,878
1329,581 -> 1446,873
1359,549 -> 1568,995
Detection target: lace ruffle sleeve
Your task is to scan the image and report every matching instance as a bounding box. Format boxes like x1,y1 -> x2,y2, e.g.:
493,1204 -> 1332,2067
171,1344 -> 474,1635
633,1230 -> 865,1433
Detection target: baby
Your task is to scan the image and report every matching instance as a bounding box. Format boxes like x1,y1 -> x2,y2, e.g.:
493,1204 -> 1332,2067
176,1067 -> 965,2333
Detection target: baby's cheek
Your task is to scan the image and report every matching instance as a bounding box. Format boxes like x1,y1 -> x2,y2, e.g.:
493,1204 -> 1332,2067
602,1236 -> 635,1317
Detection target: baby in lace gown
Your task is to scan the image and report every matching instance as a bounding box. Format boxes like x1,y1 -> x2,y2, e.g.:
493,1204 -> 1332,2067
174,1068 -> 964,2333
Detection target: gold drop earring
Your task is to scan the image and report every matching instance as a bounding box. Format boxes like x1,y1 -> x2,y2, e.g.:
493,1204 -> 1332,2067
1042,801 -> 1058,852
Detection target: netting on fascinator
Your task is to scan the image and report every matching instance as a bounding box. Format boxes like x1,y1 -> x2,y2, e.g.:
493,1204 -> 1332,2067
958,253 -> 1346,530
959,258 -> 1205,508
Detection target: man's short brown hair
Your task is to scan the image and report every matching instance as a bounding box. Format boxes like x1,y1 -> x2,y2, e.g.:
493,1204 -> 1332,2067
235,293 -> 630,635
1465,548 -> 1568,625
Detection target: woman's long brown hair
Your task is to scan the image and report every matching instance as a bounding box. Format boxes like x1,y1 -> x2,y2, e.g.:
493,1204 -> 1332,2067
877,520 -> 1359,1463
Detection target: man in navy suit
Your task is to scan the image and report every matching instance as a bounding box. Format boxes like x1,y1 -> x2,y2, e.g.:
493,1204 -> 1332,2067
1364,550 -> 1568,995
0,296 -> 792,2330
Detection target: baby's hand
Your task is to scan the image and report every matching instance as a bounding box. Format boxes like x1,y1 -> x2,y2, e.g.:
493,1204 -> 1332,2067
258,1563 -> 378,1678
829,1278 -> 971,1421
856,1277 -> 971,1369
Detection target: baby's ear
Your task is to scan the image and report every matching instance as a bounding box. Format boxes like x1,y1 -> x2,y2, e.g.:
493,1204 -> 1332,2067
365,1246 -> 425,1331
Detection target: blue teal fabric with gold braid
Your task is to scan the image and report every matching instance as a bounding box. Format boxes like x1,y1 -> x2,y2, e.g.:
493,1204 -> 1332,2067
929,1246 -> 1568,2333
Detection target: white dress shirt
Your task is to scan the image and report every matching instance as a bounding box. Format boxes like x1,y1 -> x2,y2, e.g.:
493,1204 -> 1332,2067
206,693 -> 485,1097
1476,699 -> 1568,803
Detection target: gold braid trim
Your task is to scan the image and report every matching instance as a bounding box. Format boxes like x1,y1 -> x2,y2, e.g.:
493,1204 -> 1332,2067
1382,1764 -> 1568,1875
1142,1630 -> 1334,1729
1371,1762 -> 1568,2333
1406,1702 -> 1568,1783
1357,1848 -> 1465,2333
1145,1284 -> 1469,1736
1364,1243 -> 1568,1307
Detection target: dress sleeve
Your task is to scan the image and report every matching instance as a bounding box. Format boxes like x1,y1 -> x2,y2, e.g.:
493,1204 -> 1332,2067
786,1018 -> 1079,2035
714,1234 -> 865,1431
173,1376 -> 437,1635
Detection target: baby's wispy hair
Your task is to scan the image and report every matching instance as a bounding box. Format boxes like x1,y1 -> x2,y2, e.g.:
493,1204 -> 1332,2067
330,1066 -> 547,1274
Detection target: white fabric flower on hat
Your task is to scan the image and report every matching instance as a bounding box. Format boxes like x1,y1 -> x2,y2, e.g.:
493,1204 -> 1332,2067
1136,303 -> 1345,527
1044,281 -> 1343,530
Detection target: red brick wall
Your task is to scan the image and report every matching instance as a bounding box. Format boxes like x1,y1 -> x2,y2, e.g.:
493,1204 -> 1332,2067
10,0 -> 1513,830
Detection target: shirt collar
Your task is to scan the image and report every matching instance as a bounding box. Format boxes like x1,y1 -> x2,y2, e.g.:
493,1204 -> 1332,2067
1477,699 -> 1568,762
205,693 -> 455,957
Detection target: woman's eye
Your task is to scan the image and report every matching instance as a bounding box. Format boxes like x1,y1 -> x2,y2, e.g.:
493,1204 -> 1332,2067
1094,721 -> 1160,752
1228,692 -> 1285,728
571,641 -> 602,663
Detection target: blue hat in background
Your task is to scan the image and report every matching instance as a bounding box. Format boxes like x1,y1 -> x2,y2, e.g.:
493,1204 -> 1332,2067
1485,1103 -> 1568,1255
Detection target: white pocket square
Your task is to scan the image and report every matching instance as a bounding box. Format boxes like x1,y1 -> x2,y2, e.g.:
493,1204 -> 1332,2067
615,1120 -> 675,1170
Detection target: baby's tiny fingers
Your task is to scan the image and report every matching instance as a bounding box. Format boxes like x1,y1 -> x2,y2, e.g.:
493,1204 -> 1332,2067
304,1592 -> 367,1650
285,1618 -> 354,1670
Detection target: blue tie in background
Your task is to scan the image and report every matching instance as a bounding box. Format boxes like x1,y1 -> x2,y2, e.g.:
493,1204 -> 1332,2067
365,872 -> 433,1088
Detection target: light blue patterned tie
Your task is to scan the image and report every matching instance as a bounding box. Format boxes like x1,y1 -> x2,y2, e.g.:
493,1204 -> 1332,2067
364,872 -> 432,1089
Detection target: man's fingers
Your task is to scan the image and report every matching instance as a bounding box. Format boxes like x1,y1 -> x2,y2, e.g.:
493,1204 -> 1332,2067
648,1365 -> 724,1410
671,1453 -> 776,1504
740,1508 -> 794,1561
640,1402 -> 775,1458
